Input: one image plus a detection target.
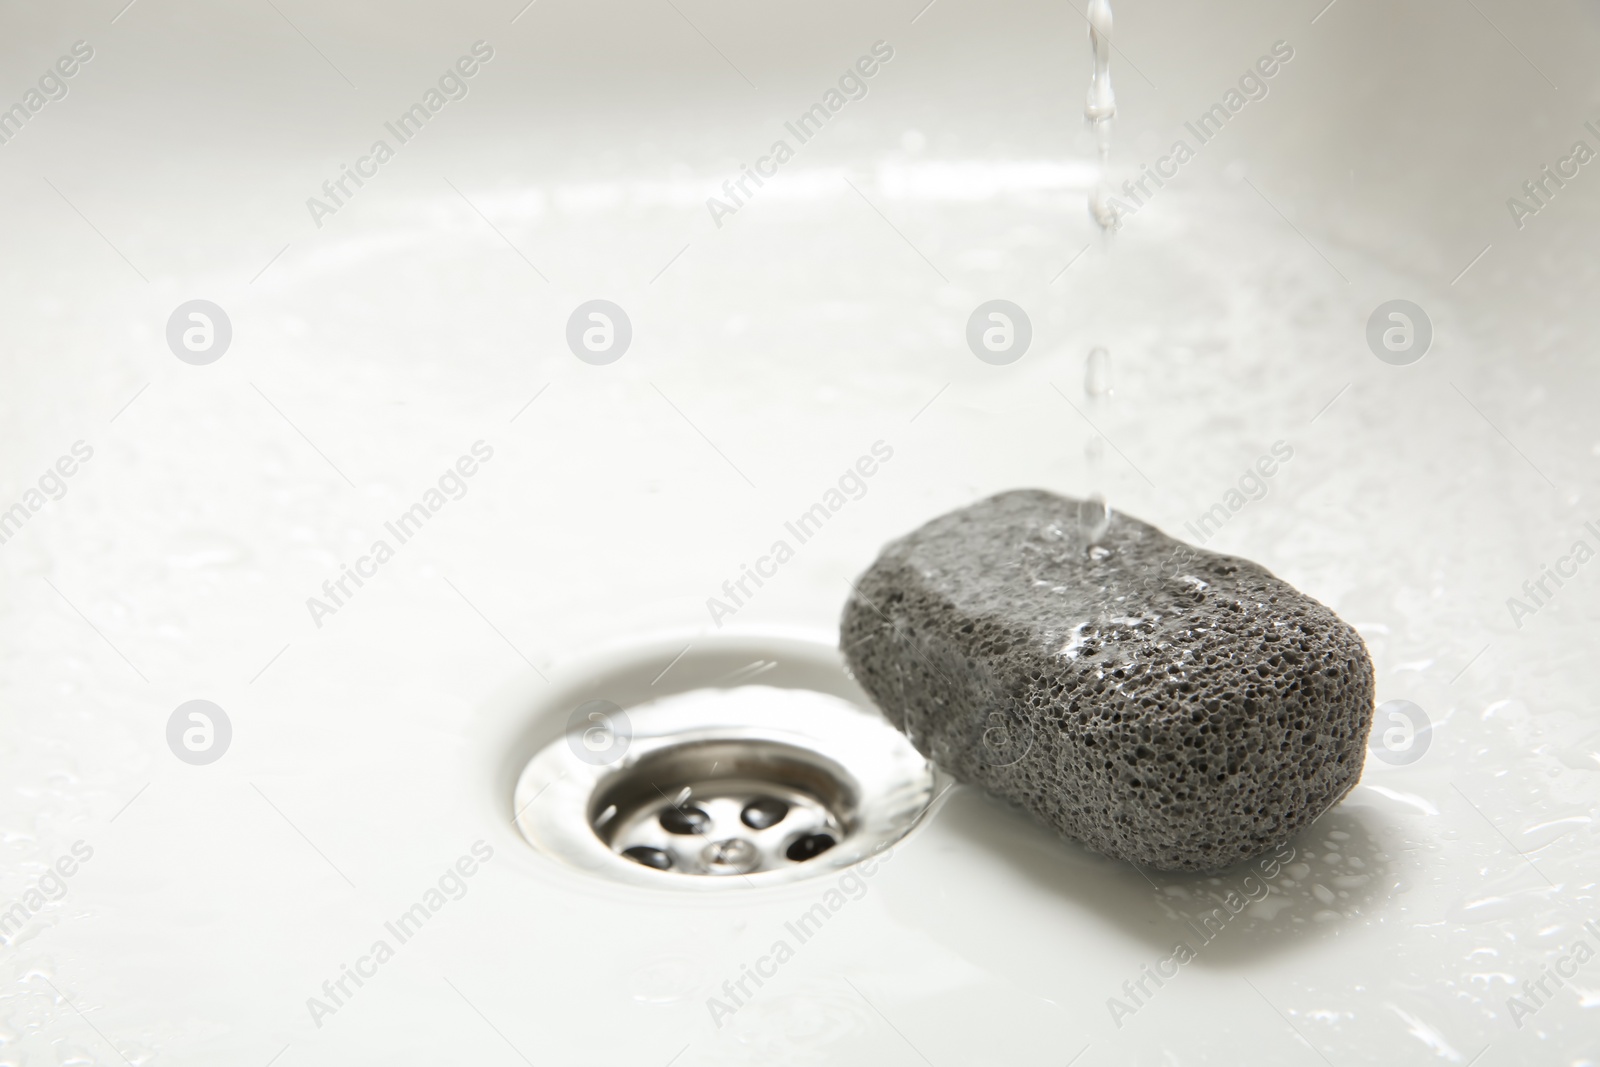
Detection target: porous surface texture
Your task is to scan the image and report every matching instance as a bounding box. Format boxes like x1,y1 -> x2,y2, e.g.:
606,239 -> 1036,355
840,490 -> 1375,871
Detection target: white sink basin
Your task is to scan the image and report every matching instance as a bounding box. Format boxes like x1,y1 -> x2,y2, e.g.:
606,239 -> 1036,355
2,0 -> 1597,1062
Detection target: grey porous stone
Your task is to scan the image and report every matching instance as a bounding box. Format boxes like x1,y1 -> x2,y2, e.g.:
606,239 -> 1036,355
840,489 -> 1374,871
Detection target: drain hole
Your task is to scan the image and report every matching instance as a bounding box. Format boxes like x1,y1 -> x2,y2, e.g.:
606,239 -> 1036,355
785,832 -> 837,862
740,797 -> 790,830
622,845 -> 673,871
659,805 -> 710,835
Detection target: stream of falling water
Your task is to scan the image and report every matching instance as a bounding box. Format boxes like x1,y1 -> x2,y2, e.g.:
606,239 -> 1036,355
1080,0 -> 1116,545
1085,0 -> 1117,234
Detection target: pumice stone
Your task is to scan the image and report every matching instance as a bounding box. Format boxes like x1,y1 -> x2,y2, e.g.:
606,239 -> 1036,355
840,489 -> 1375,871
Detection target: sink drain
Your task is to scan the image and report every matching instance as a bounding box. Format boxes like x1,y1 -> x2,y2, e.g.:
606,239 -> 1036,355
509,635 -> 938,889
592,738 -> 850,876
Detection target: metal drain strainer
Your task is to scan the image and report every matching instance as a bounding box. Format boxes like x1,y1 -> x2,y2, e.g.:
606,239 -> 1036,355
510,641 -> 937,889
593,739 -> 851,876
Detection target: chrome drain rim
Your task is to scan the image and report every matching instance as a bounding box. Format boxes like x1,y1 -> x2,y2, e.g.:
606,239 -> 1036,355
508,635 -> 938,890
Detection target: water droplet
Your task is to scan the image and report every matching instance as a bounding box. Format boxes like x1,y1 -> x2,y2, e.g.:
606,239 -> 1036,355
1079,493 -> 1111,545
1085,0 -> 1116,128
1079,345 -> 1113,545
1086,346 -> 1112,399
1089,185 -> 1120,232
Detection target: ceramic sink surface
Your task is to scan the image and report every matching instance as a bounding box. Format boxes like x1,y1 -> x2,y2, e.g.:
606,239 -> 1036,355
1,0 -> 1598,1063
